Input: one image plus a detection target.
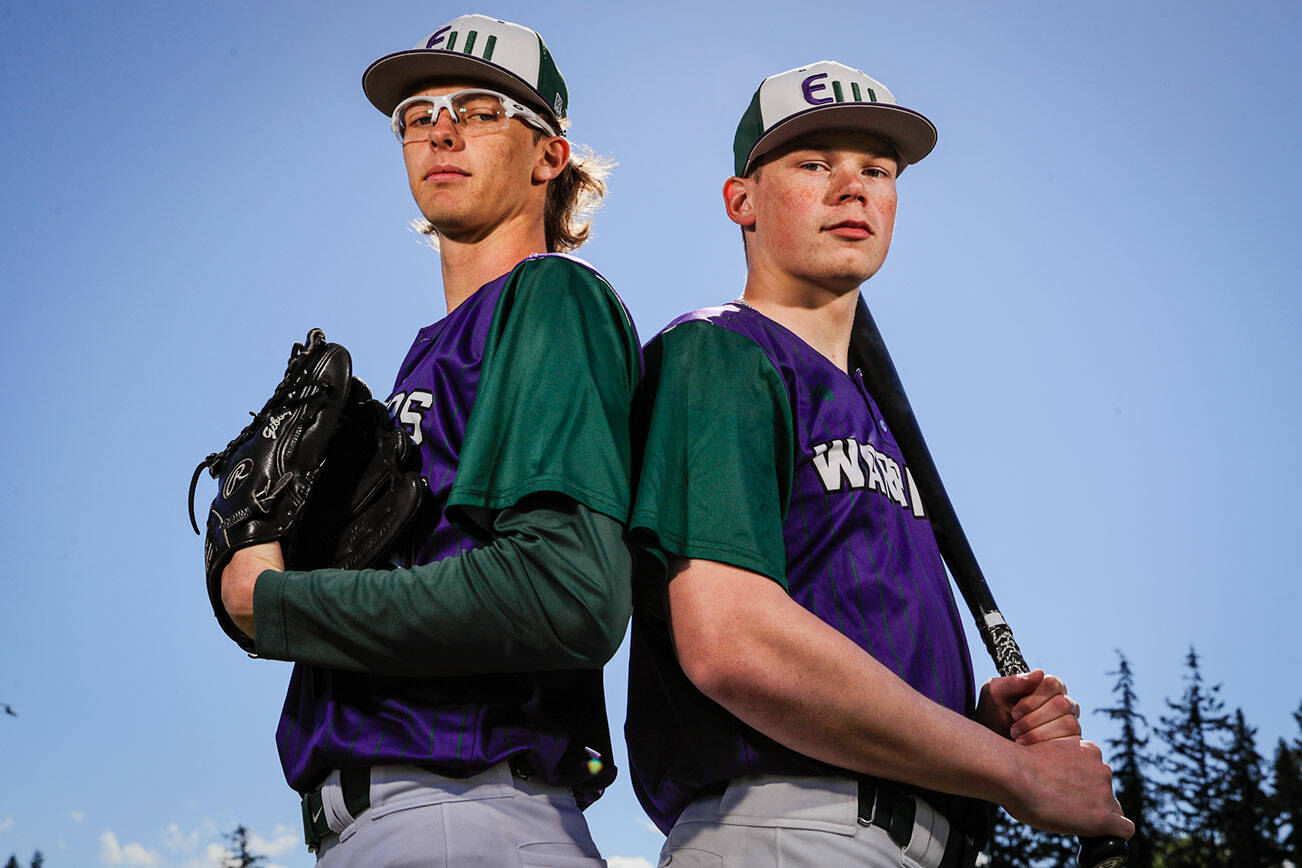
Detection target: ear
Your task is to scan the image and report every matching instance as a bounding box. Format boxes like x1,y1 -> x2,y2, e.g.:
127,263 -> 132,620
723,176 -> 756,228
533,136 -> 570,183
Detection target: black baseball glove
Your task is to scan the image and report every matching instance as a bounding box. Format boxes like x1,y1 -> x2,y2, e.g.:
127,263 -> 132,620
188,329 -> 425,652
291,376 -> 427,571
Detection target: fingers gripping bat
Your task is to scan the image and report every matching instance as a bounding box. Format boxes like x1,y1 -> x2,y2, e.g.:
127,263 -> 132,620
849,299 -> 1128,868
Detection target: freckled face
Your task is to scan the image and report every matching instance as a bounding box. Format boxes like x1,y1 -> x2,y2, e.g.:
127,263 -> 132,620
745,132 -> 900,291
401,80 -> 547,241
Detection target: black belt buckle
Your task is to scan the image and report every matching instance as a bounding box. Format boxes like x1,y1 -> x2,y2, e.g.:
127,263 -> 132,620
300,768 -> 370,854
301,788 -> 329,853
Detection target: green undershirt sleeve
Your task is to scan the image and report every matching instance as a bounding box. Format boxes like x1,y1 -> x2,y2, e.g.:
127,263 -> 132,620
252,498 -> 632,675
250,256 -> 640,676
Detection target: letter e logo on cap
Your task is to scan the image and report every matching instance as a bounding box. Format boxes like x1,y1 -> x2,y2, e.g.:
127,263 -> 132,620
802,73 -> 833,106
426,26 -> 451,49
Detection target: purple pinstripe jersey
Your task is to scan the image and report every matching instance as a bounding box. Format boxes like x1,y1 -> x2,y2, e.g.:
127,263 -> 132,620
627,302 -> 975,831
275,255 -> 630,806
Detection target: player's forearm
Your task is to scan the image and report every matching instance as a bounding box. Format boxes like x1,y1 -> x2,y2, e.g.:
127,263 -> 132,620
252,500 -> 632,674
670,559 -> 1026,806
682,589 -> 1128,836
222,543 -> 285,637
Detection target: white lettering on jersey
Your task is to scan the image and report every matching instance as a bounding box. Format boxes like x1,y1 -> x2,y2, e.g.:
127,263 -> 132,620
878,453 -> 908,507
859,441 -> 886,494
388,390 -> 434,446
906,467 -> 926,518
811,439 -> 865,491
811,436 -> 917,516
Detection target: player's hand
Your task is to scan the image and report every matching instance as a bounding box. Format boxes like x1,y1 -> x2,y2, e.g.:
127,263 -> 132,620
221,542 -> 285,639
1002,736 -> 1134,839
976,670 -> 1082,745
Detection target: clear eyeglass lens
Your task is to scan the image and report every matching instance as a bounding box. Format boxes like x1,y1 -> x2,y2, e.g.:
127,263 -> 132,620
399,92 -> 511,142
454,93 -> 508,126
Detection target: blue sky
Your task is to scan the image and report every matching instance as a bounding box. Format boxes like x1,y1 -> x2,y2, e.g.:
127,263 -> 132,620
1,1 -> 1300,865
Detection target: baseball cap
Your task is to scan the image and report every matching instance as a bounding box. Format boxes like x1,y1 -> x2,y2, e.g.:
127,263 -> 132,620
733,61 -> 937,177
363,14 -> 568,127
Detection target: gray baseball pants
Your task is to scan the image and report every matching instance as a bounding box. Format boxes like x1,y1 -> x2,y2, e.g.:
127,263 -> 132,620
657,775 -> 954,868
314,761 -> 606,867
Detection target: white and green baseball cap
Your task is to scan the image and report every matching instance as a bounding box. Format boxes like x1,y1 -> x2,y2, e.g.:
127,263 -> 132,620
363,14 -> 568,126
733,61 -> 937,177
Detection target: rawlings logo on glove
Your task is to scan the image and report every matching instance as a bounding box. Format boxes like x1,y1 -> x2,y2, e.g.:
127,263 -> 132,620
188,328 -> 426,653
222,459 -> 254,499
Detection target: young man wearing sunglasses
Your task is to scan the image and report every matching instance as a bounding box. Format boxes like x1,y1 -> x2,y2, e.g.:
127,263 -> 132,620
624,61 -> 1133,867
217,15 -> 640,865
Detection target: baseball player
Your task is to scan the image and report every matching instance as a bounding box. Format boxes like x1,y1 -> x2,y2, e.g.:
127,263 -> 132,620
217,15 -> 639,865
624,61 -> 1133,867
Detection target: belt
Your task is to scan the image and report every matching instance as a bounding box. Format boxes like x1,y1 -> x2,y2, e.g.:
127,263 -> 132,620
857,779 -> 983,868
300,758 -> 542,853
301,767 -> 369,854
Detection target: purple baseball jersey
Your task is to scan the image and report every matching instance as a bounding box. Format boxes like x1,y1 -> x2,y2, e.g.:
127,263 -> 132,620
626,302 -> 975,832
275,254 -> 638,807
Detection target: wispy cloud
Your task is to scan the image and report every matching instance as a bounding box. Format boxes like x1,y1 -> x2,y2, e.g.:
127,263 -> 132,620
162,819 -> 228,868
608,857 -> 655,868
180,842 -> 228,868
248,826 -> 297,858
0,817 -> 12,836
638,819 -> 661,835
165,821 -> 292,868
99,830 -> 160,866
162,823 -> 200,854
68,811 -> 86,823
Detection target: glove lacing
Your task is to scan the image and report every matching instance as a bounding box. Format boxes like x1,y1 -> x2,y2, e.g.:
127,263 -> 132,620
187,328 -> 331,534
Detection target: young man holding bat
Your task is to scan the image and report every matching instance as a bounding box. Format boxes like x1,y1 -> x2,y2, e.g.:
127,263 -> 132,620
625,61 -> 1133,867
207,14 -> 640,866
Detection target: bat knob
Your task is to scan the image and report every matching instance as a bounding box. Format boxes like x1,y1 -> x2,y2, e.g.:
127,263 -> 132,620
1077,835 -> 1128,868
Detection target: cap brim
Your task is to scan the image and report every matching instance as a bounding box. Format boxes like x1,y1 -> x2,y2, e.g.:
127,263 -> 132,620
745,103 -> 937,175
363,50 -> 554,120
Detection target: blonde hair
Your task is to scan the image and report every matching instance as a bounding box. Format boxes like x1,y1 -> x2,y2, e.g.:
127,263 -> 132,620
413,133 -> 614,253
542,143 -> 612,252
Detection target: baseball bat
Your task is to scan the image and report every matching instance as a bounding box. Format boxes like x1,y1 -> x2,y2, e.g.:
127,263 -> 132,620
849,298 -> 1128,868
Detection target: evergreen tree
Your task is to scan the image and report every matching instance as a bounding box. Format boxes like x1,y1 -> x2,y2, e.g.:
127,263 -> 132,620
1095,650 -> 1160,868
985,808 -> 1036,868
4,856 -> 18,868
1154,647 -> 1232,868
1273,701 -> 1302,866
984,809 -> 1076,868
1025,828 -> 1076,867
222,825 -> 267,868
27,851 -> 42,868
1216,709 -> 1276,866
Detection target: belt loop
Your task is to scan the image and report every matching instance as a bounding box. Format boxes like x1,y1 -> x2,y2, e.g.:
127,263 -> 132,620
300,768 -> 370,855
857,779 -> 914,849
858,779 -> 988,867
